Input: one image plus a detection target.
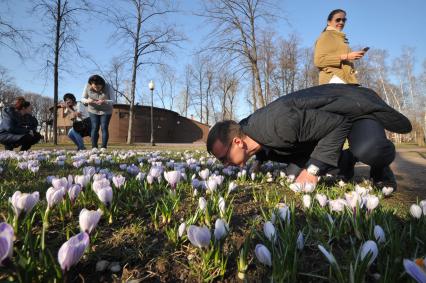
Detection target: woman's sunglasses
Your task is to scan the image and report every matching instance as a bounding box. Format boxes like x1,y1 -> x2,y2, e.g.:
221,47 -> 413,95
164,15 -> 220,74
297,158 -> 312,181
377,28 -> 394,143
335,18 -> 347,23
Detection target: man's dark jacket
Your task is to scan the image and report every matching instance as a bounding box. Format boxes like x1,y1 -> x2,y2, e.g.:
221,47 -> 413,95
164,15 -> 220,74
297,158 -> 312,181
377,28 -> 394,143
239,84 -> 412,167
0,106 -> 30,144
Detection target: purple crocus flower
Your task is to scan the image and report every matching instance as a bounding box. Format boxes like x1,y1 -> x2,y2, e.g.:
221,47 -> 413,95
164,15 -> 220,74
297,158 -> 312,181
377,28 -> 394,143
74,175 -> 90,188
57,232 -> 89,271
0,222 -> 14,266
403,259 -> 426,283
187,225 -> 211,248
9,191 -> 39,217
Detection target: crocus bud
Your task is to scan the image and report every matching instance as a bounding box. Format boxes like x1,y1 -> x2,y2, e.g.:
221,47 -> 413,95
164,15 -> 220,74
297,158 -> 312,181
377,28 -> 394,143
255,244 -> 272,266
93,186 -> 113,207
276,203 -> 290,223
213,219 -> 228,241
46,187 -> 66,208
52,177 -> 68,190
410,204 -> 422,219
9,191 -> 39,217
198,197 -> 207,211
74,175 -> 90,188
79,208 -> 103,234
228,182 -> 237,194
360,240 -> 378,266
374,225 -> 386,244
57,232 -> 89,271
178,222 -> 186,237
68,185 -> 82,204
263,221 -> 276,242
0,222 -> 14,266
297,231 -> 304,250
187,225 -> 211,248
303,194 -> 312,209
218,197 -> 226,216
318,245 -> 337,265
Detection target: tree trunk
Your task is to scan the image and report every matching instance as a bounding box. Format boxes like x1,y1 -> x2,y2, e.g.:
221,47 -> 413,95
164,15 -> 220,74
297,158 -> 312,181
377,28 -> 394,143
127,6 -> 141,145
53,0 -> 61,145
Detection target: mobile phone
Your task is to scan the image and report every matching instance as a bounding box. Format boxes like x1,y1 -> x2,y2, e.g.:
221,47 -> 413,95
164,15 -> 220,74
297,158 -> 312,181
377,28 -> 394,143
362,47 -> 370,52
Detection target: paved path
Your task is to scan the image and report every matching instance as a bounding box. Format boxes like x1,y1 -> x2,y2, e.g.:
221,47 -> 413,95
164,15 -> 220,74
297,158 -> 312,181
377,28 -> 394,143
354,145 -> 426,203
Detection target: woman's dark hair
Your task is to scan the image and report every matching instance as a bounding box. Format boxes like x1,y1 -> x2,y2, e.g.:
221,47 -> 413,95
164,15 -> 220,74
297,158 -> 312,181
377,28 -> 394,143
88,74 -> 106,87
63,93 -> 77,103
323,9 -> 346,32
14,97 -> 30,110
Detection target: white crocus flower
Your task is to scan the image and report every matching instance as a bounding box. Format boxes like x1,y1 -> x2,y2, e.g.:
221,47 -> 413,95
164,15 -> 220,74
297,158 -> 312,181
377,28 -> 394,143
410,204 -> 423,219
382,187 -> 394,196
329,199 -> 346,212
303,194 -> 312,209
218,197 -> 226,216
198,197 -> 207,212
366,195 -> 379,211
46,187 -> 66,208
178,222 -> 186,237
315,194 -> 328,207
79,208 -> 103,234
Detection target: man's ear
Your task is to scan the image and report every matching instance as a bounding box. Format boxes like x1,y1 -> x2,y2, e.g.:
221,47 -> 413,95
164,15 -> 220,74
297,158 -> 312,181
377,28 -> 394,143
233,136 -> 245,148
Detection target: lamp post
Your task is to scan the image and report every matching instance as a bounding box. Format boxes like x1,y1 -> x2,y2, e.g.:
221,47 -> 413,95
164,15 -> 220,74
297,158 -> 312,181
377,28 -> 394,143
0,101 -> 4,119
149,80 -> 155,146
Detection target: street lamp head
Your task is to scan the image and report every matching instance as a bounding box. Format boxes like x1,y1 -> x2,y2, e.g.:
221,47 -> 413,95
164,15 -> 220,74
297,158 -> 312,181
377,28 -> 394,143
149,80 -> 155,91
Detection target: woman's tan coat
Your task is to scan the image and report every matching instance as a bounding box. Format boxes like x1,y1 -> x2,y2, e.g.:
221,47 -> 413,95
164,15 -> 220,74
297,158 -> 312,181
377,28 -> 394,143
314,29 -> 358,85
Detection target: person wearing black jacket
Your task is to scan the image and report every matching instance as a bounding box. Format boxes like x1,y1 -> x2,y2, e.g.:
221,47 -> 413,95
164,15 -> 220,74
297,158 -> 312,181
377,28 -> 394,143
0,97 -> 41,151
207,84 -> 412,190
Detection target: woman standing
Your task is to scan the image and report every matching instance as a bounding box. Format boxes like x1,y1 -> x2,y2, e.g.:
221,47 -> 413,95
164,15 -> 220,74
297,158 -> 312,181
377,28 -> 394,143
314,9 -> 367,85
0,97 -> 41,151
81,75 -> 115,149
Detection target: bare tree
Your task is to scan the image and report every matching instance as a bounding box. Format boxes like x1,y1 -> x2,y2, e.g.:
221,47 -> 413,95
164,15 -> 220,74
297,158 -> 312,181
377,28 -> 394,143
176,65 -> 192,117
32,0 -> 90,144
199,0 -> 278,110
297,47 -> 317,89
275,34 -> 299,96
108,0 -> 183,144
258,31 -> 275,104
157,64 -> 177,110
0,1 -> 31,58
105,57 -> 130,104
217,69 -> 239,120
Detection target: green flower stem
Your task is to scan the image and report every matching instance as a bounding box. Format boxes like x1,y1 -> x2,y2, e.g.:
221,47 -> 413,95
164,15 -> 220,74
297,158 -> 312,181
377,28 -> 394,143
41,208 -> 50,251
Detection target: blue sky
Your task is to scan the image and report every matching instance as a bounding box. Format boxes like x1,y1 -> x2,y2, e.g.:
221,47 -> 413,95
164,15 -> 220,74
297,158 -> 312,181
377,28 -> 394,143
1,0 -> 425,119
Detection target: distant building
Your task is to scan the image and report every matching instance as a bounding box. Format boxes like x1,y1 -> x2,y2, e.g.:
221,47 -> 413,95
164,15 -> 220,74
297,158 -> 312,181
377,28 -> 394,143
57,104 -> 209,144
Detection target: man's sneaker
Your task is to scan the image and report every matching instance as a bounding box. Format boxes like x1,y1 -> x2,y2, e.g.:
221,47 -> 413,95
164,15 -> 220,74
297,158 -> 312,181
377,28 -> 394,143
370,166 -> 397,191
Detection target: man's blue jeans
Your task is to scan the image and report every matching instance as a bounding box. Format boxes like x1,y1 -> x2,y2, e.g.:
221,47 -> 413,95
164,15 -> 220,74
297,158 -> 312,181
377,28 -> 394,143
89,113 -> 112,148
68,128 -> 85,150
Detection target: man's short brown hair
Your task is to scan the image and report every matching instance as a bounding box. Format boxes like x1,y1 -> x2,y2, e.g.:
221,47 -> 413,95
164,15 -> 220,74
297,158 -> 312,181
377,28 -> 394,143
206,120 -> 245,154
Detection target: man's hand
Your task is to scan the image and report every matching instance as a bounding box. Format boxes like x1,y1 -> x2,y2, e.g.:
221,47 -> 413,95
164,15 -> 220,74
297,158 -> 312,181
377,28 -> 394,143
295,169 -> 319,186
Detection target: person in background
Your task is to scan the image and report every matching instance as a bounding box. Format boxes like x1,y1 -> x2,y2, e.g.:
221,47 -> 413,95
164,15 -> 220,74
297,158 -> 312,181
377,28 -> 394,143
81,74 -> 115,149
206,84 -> 412,191
314,9 -> 367,85
60,93 -> 91,150
0,97 -> 41,151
